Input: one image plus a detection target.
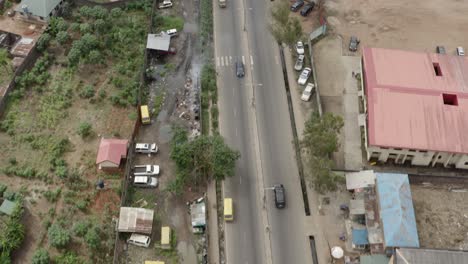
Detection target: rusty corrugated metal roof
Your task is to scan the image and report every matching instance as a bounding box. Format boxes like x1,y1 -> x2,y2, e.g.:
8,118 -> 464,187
363,47 -> 468,154
117,207 -> 154,234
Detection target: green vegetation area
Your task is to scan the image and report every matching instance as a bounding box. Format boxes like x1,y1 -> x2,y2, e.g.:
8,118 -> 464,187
0,184 -> 24,263
301,112 -> 344,193
270,2 -> 303,45
0,1 -> 152,262
200,64 -> 217,134
167,126 -> 240,195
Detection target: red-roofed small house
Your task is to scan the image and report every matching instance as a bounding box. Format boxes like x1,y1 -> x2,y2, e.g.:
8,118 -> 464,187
96,138 -> 129,172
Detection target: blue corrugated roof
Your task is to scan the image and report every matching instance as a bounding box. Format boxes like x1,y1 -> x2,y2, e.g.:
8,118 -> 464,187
352,229 -> 369,245
376,173 -> 420,248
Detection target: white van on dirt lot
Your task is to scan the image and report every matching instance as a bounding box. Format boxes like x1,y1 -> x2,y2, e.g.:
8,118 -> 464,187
127,233 -> 151,248
133,176 -> 158,188
135,143 -> 158,154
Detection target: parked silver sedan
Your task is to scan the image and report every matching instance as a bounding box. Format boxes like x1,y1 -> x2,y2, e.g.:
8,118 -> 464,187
297,67 -> 311,85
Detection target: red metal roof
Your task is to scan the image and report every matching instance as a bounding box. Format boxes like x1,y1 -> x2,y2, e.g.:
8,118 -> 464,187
96,138 -> 128,165
363,47 -> 468,154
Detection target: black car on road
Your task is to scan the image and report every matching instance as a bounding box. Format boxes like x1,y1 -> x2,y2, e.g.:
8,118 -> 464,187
300,2 -> 315,16
236,60 -> 244,78
274,184 -> 286,209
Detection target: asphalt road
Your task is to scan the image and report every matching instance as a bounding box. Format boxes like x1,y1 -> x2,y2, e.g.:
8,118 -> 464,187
214,0 -> 313,263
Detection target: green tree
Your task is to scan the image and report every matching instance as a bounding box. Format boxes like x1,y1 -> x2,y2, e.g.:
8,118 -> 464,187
0,48 -> 11,73
84,227 -> 100,250
301,112 -> 344,193
54,252 -> 82,264
72,221 -> 90,237
85,50 -> 103,65
56,31 -> 69,45
302,112 -> 344,157
49,17 -> 68,36
77,122 -> 92,138
36,33 -> 51,52
32,248 -> 50,264
269,2 -> 303,45
47,223 -> 71,248
110,7 -> 123,18
169,127 -> 240,194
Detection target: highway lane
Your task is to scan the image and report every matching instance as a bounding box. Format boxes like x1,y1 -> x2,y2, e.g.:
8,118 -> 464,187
214,0 -> 265,263
214,0 -> 313,263
243,0 -> 313,263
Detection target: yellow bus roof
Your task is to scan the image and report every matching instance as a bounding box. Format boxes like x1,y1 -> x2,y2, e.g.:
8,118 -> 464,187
140,105 -> 149,117
161,226 -> 171,245
145,261 -> 165,264
224,198 -> 233,214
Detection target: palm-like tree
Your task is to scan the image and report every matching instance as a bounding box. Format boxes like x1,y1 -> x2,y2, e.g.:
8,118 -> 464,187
0,48 -> 11,73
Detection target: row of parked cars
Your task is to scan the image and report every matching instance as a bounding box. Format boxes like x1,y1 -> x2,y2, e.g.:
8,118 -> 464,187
293,41 -> 315,101
132,143 -> 161,188
290,0 -> 315,16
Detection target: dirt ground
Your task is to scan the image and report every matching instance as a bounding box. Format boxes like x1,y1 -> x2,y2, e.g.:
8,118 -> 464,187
411,184 -> 468,250
325,0 -> 468,54
123,0 -> 207,262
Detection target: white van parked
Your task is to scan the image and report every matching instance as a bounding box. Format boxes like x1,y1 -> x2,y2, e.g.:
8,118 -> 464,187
127,233 -> 151,248
457,46 -> 465,56
135,143 -> 158,154
133,176 -> 158,188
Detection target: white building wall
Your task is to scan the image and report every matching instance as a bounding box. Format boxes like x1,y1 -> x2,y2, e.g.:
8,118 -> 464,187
366,146 -> 468,169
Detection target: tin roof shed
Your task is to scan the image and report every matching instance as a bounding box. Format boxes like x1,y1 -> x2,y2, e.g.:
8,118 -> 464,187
0,199 -> 16,216
346,170 -> 376,190
117,207 -> 154,234
376,173 -> 419,248
190,201 -> 206,227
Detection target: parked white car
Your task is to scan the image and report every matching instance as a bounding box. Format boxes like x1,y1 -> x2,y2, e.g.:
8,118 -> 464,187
133,165 -> 160,176
135,143 -> 158,154
127,233 -> 151,248
159,0 -> 173,9
165,28 -> 178,37
298,67 -> 311,85
294,55 -> 305,71
301,83 -> 315,101
295,41 -> 305,55
457,46 -> 465,56
133,176 -> 158,188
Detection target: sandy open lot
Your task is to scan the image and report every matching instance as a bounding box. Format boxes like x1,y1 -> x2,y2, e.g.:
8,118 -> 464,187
411,184 -> 468,250
325,0 -> 468,54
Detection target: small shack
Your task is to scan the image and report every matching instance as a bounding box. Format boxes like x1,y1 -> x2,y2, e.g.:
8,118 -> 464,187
0,199 -> 16,216
376,173 -> 420,249
16,0 -> 64,22
190,199 -> 206,233
351,228 -> 369,250
346,170 -> 376,190
96,138 -> 128,172
117,207 -> 154,234
146,34 -> 175,55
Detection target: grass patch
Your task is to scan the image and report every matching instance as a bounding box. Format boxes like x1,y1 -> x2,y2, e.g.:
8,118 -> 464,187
201,109 -> 210,135
154,15 -> 184,32
153,92 -> 165,117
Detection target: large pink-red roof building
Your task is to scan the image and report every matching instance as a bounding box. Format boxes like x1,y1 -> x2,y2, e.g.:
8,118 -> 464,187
362,47 -> 468,169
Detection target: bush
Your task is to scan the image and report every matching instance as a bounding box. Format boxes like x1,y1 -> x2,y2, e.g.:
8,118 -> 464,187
0,183 -> 7,197
77,122 -> 92,138
79,85 -> 95,99
43,188 -> 61,203
32,248 -> 50,264
48,223 -> 71,248
54,252 -> 83,264
72,221 -> 90,237
37,33 -> 51,52
56,31 -> 69,45
84,227 -> 100,250
55,165 -> 68,179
